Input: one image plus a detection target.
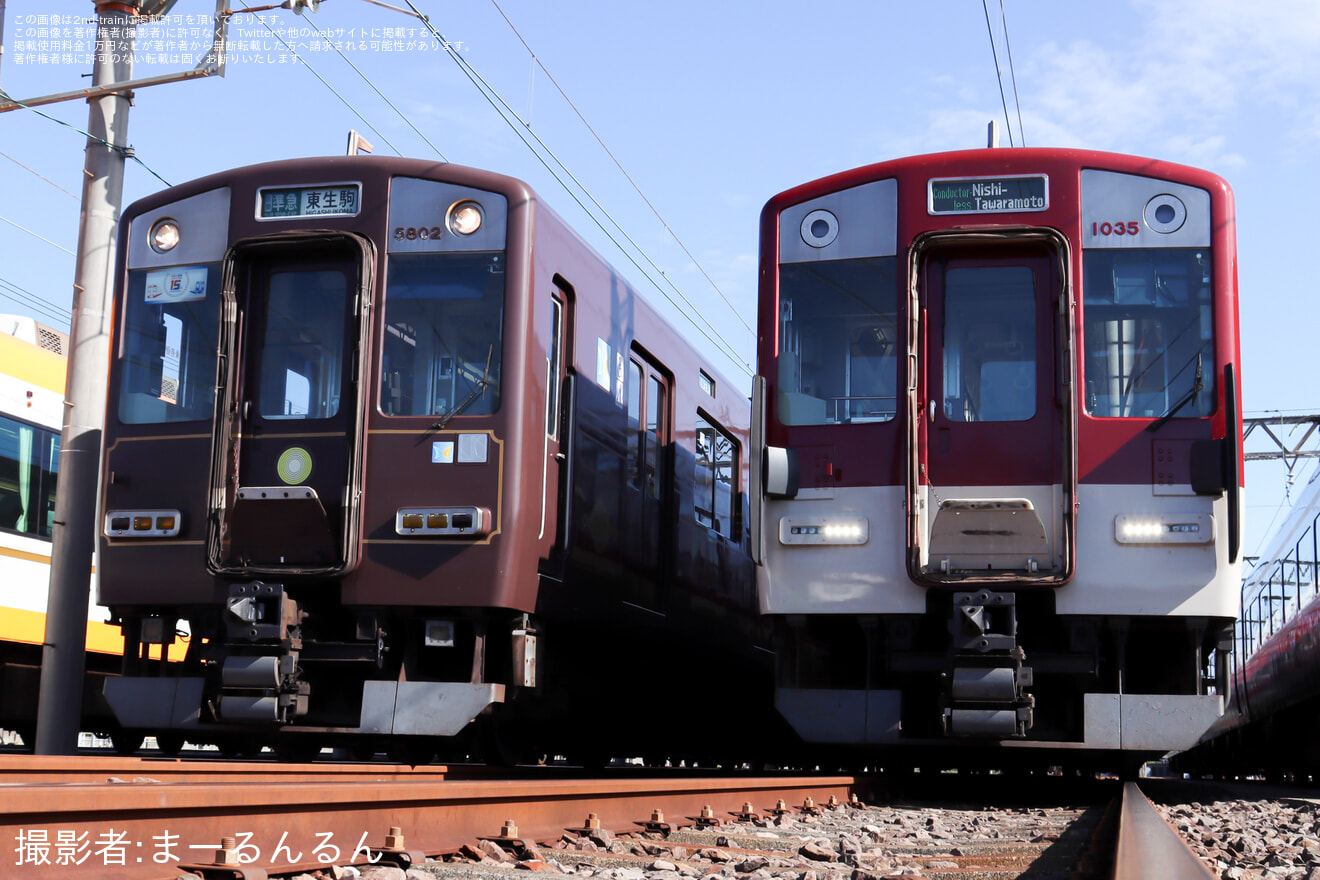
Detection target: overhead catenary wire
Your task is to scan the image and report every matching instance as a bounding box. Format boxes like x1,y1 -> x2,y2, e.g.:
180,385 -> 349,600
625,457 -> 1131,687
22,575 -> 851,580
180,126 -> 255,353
0,274 -> 73,326
298,12 -> 450,161
998,0 -> 1025,147
487,0 -> 755,342
0,151 -> 80,201
237,5 -> 405,157
0,213 -> 75,256
399,1 -> 753,376
0,89 -> 173,187
981,0 -> 1015,147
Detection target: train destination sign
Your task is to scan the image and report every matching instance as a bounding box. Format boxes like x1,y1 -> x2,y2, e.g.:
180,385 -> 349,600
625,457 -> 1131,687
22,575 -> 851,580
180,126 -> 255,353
927,175 -> 1048,215
258,182 -> 362,219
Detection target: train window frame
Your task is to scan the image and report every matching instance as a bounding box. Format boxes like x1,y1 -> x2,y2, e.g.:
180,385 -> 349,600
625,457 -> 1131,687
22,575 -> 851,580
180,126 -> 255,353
695,411 -> 739,540
0,413 -> 59,540
775,256 -> 899,426
378,251 -> 506,419
1081,247 -> 1215,420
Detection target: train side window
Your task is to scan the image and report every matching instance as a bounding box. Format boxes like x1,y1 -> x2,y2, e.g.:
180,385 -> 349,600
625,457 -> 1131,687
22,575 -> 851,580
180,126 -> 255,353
1082,248 -> 1214,419
546,296 -> 563,439
695,413 -> 738,538
626,359 -> 642,488
0,415 -> 58,539
646,375 -> 665,501
777,257 -> 898,425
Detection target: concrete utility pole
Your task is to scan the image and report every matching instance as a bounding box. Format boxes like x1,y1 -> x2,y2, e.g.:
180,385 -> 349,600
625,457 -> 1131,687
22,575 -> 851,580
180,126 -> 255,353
1,1 -> 8,84
35,0 -> 140,756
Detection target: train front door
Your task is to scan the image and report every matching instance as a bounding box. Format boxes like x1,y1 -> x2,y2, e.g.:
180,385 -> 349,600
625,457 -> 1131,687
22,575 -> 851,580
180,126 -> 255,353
212,238 -> 371,573
910,240 -> 1075,583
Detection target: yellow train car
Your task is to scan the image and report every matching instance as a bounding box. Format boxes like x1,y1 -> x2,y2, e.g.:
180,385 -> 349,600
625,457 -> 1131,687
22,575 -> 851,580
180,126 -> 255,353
0,315 -> 123,746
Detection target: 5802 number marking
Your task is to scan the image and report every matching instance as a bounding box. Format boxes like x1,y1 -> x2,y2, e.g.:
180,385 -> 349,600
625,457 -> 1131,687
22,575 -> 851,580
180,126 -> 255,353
1092,220 -> 1139,236
394,226 -> 443,241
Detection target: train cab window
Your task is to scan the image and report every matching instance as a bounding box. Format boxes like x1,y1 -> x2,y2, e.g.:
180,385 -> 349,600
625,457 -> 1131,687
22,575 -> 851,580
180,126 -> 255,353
117,264 -> 222,424
381,252 -> 505,417
695,413 -> 738,538
257,269 -> 348,419
1082,249 -> 1213,419
776,257 -> 898,425
0,415 -> 58,539
942,266 -> 1037,423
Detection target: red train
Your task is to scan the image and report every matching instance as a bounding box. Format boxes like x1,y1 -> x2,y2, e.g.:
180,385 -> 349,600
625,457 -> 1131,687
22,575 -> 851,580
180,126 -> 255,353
1175,469 -> 1320,780
96,156 -> 764,762
750,148 -> 1243,772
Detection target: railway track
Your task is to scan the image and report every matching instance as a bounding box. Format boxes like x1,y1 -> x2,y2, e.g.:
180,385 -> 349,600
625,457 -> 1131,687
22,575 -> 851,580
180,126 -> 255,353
2,761 -> 1219,879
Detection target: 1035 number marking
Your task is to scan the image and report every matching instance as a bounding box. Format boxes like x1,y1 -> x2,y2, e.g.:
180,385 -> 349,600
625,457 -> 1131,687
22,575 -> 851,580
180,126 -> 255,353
394,226 -> 444,241
1092,220 -> 1140,236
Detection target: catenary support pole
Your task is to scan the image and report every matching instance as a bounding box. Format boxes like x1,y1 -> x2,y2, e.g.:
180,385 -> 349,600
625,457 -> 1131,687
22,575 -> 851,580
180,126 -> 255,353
35,0 -> 139,755
1,1 -> 8,85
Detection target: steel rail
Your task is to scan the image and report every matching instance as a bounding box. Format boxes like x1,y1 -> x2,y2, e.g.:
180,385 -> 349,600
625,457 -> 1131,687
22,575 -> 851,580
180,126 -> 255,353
0,754 -> 453,784
1112,782 -> 1215,880
4,771 -> 854,880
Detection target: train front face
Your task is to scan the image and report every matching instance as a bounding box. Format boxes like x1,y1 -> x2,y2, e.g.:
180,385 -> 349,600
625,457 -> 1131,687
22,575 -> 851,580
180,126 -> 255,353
99,157 -> 555,748
755,148 -> 1241,763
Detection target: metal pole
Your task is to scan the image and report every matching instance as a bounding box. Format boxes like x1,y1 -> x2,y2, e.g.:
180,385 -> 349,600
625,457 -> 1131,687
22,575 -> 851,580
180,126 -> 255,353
1,1 -> 8,85
35,0 -> 138,755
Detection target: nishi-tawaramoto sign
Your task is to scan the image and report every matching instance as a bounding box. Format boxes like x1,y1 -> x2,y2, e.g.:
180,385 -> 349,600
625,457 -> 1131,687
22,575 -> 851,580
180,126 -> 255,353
928,175 -> 1048,215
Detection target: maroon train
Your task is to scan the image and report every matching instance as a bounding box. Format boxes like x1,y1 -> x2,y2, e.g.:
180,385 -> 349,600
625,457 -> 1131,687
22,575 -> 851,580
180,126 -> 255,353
96,156 -> 764,761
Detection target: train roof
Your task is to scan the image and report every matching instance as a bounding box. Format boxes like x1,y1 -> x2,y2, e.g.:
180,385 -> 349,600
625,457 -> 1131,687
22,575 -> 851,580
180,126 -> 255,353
119,156 -> 749,400
762,147 -> 1234,216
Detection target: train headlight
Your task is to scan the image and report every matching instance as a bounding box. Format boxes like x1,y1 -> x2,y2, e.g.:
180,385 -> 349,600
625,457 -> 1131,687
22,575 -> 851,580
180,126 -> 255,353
149,218 -> 181,253
395,506 -> 489,537
1114,513 -> 1213,545
447,201 -> 484,236
104,509 -> 182,538
778,514 -> 869,545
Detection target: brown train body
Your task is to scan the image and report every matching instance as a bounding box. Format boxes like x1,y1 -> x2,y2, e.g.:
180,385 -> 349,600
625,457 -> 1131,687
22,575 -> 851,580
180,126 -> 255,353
97,157 -> 767,761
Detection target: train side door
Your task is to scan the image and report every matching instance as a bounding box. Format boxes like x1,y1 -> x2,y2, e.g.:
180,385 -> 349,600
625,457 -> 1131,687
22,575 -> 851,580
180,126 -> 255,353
212,238 -> 371,572
622,355 -> 671,610
911,242 -> 1074,582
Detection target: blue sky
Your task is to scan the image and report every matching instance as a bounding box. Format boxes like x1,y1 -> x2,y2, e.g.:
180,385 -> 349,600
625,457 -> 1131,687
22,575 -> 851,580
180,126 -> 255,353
1,0 -> 1318,559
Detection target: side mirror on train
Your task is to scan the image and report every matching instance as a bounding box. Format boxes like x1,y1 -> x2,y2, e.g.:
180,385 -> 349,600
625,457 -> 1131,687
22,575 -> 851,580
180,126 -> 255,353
1189,439 -> 1226,496
764,446 -> 800,499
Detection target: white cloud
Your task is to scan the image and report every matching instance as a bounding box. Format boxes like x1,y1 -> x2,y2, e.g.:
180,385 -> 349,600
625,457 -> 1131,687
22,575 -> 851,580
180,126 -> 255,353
895,0 -> 1320,169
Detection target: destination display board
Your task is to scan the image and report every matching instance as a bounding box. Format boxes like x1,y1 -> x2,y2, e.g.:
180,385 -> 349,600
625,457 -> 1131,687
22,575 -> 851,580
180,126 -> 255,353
927,175 -> 1048,215
258,182 -> 361,219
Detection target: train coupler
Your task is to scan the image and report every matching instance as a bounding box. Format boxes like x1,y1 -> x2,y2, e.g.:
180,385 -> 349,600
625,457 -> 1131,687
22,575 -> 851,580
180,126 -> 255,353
942,590 -> 1035,738
216,653 -> 309,723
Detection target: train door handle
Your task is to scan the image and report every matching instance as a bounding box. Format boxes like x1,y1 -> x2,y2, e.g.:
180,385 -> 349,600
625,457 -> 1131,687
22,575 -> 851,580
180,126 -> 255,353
928,400 -> 936,422
242,400 -> 251,421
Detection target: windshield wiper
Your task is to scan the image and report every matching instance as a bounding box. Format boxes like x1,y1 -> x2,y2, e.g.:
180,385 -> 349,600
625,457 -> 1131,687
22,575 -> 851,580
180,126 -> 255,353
1147,351 -> 1204,433
431,344 -> 494,432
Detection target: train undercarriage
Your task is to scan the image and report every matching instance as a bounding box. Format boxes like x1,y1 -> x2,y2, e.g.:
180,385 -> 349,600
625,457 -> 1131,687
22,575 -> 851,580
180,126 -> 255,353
102,581 -> 543,762
772,589 -> 1234,771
